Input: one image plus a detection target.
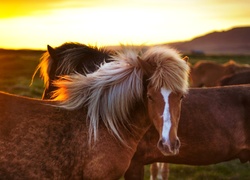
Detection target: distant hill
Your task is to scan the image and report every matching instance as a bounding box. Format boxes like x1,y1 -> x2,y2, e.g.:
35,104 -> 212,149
167,27 -> 250,55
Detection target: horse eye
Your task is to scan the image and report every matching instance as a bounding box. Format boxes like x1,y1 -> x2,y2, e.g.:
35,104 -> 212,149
180,95 -> 184,100
147,94 -> 153,101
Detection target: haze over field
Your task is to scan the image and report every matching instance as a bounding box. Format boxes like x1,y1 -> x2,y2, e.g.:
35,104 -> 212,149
1,0 -> 250,49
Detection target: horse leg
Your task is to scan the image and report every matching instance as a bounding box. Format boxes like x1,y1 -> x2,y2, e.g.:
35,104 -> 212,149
150,163 -> 169,180
150,163 -> 158,180
161,163 -> 169,180
124,161 -> 144,180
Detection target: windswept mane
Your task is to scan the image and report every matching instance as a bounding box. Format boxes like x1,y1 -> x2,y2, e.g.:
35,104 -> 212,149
53,47 -> 144,144
52,45 -> 190,144
31,42 -> 112,88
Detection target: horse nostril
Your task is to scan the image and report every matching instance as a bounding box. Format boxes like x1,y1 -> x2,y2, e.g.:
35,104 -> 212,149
171,138 -> 181,155
157,138 -> 181,156
157,139 -> 170,155
175,138 -> 181,149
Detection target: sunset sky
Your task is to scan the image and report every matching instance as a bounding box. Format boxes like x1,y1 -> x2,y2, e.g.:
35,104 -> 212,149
1,0 -> 250,49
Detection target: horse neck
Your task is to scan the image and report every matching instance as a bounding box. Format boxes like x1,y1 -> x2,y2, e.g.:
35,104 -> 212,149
122,101 -> 152,149
133,126 -> 160,160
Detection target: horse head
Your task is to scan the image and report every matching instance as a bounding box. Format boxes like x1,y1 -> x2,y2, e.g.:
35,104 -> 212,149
138,47 -> 190,155
32,42 -> 112,99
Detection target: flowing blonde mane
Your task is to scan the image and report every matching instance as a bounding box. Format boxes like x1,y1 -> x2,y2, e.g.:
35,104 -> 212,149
52,45 -> 190,144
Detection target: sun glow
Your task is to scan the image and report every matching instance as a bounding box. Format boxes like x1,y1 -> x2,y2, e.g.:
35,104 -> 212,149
0,0 -> 250,49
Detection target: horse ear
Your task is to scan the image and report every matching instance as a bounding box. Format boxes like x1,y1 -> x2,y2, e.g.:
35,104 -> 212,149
47,45 -> 59,80
183,56 -> 189,63
137,56 -> 154,77
47,45 -> 57,61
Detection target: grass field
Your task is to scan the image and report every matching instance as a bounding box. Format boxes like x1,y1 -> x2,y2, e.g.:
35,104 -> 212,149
0,49 -> 250,179
0,49 -> 44,97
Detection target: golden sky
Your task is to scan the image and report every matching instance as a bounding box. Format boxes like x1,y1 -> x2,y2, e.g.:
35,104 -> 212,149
1,0 -> 250,49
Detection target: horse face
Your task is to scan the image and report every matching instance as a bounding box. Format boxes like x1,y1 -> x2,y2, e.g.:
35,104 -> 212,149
147,85 -> 183,156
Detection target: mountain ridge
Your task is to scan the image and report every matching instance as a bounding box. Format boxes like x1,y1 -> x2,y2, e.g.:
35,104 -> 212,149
167,26 -> 250,55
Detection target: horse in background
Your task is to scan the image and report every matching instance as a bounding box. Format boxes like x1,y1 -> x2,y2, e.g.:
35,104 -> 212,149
190,60 -> 250,87
0,45 -> 189,179
218,70 -> 250,86
32,42 -> 113,99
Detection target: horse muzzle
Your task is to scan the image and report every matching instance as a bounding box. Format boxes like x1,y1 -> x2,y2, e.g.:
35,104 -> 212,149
157,137 -> 180,156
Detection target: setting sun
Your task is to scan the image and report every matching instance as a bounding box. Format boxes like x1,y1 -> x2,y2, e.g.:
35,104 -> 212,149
0,0 -> 250,49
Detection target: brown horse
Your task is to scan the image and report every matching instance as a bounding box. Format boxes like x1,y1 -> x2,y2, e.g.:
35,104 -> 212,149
36,45 -> 250,179
151,60 -> 250,179
31,42 -> 113,99
1,45 -> 190,179
190,60 -> 250,87
124,85 -> 250,179
218,70 -> 250,86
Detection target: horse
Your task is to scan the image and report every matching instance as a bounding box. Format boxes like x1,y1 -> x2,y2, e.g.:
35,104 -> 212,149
31,42 -> 113,99
1,45 -> 190,179
36,45 -> 250,179
190,60 -> 250,87
218,70 -> 250,86
150,60 -> 250,179
124,85 -> 250,179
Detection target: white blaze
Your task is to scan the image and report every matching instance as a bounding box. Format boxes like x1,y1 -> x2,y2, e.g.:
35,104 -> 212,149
160,88 -> 171,144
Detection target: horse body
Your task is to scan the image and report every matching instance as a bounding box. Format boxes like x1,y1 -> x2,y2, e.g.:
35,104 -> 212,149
0,92 -> 85,179
219,70 -> 250,86
1,45 -> 190,179
124,85 -> 250,179
0,92 -> 148,179
190,60 -> 250,87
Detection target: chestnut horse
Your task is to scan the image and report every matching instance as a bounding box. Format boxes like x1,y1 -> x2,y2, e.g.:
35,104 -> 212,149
218,70 -> 250,86
1,45 -> 189,179
151,61 -> 250,179
190,60 -> 250,87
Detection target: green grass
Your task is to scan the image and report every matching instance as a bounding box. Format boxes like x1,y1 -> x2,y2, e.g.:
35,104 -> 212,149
1,49 -> 250,179
142,160 -> 250,180
0,49 -> 44,97
168,160 -> 250,180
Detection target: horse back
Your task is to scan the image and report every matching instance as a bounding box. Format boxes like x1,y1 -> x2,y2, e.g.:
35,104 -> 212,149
0,92 -> 55,138
219,70 -> 250,86
0,92 -> 86,179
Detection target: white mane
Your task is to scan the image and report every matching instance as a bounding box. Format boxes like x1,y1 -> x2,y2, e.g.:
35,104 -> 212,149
53,47 -> 144,144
